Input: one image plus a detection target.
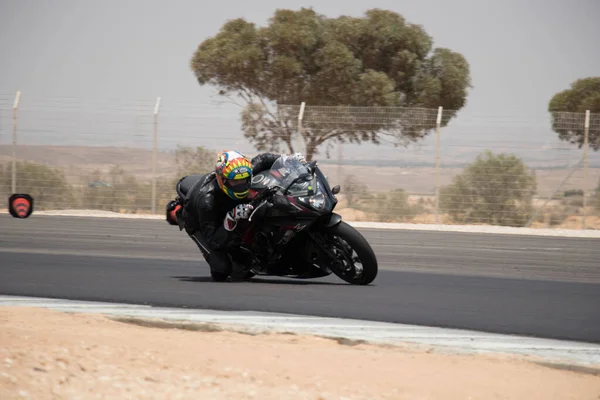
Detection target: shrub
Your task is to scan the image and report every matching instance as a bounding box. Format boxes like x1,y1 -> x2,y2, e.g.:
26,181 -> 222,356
175,145 -> 217,177
356,188 -> 421,222
341,176 -> 369,208
0,161 -> 75,210
440,151 -> 537,227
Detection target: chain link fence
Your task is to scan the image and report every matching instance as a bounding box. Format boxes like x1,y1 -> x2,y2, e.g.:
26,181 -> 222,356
1,93 -> 599,230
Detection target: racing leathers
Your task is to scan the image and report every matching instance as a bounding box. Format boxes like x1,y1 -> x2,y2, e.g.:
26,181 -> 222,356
178,152 -> 280,279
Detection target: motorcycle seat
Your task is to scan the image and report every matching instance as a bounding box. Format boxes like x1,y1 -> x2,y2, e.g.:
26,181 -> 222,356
176,174 -> 205,198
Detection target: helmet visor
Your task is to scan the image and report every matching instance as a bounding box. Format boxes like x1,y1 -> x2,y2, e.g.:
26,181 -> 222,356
225,177 -> 251,193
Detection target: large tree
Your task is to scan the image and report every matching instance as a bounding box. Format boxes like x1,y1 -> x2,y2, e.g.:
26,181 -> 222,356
548,77 -> 600,151
190,8 -> 472,161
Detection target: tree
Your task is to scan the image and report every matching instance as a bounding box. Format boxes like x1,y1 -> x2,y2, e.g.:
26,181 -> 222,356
439,151 -> 537,227
190,8 -> 472,161
548,77 -> 600,150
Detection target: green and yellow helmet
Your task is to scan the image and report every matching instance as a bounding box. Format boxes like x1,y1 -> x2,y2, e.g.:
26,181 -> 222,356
214,150 -> 253,200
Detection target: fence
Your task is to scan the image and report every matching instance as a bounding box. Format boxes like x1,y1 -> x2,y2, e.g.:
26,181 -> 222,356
1,91 -> 599,230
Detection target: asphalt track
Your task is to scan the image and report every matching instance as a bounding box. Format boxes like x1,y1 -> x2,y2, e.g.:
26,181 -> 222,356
1,214 -> 599,343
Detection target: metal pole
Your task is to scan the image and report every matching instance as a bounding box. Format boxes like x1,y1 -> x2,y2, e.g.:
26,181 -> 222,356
434,106 -> 443,223
297,101 -> 305,154
525,155 -> 583,227
151,96 -> 161,214
11,91 -> 21,194
582,110 -> 590,230
337,139 -> 342,187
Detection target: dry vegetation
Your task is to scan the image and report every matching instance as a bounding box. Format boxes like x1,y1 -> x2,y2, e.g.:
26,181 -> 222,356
1,145 -> 599,229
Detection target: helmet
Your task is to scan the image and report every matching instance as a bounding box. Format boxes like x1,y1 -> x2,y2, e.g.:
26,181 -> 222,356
214,150 -> 253,200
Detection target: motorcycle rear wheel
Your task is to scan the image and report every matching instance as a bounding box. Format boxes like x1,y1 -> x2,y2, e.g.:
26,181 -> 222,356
325,221 -> 378,285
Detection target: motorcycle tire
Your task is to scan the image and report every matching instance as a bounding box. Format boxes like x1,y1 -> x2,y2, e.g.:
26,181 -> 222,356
210,270 -> 229,282
211,270 -> 254,282
325,221 -> 378,285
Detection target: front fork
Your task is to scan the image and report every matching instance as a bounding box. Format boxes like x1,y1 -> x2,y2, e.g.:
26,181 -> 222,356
308,226 -> 355,277
307,213 -> 343,262
307,231 -> 342,273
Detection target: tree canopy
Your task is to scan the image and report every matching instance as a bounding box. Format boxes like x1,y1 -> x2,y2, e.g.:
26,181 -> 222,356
548,77 -> 600,151
190,8 -> 472,161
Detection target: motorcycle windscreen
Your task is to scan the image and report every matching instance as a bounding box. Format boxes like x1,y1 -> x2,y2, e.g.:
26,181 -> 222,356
267,155 -> 316,196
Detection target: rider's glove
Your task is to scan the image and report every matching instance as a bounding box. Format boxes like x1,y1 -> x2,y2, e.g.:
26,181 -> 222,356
224,204 -> 254,231
292,152 -> 306,163
231,204 -> 254,220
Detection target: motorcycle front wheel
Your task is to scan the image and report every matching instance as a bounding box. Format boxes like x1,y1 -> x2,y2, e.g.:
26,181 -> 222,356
324,221 -> 378,285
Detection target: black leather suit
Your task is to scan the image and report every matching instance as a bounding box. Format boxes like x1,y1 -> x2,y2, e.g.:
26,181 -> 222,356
179,152 -> 280,278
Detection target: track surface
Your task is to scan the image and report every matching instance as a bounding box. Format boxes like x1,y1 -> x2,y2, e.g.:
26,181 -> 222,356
1,215 -> 599,343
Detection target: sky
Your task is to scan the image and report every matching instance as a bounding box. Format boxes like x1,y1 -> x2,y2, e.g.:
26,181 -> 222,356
0,0 -> 599,165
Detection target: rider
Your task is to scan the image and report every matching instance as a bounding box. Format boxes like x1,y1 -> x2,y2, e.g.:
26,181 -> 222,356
174,149 -> 305,281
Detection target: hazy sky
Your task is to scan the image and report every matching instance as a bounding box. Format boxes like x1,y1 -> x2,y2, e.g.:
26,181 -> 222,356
0,0 -> 598,163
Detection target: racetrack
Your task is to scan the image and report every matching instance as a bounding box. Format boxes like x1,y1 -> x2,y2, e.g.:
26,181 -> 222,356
1,214 -> 599,343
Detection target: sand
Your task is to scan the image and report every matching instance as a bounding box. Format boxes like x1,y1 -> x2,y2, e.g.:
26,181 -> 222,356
1,307 -> 599,400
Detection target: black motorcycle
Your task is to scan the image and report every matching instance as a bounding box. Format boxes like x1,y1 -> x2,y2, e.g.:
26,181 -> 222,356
168,155 -> 378,285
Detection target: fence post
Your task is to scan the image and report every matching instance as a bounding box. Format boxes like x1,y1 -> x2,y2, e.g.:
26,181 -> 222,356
297,101 -> 305,134
582,110 -> 590,230
11,91 -> 21,194
337,138 -> 343,188
434,106 -> 443,224
151,96 -> 161,214
296,101 -> 306,154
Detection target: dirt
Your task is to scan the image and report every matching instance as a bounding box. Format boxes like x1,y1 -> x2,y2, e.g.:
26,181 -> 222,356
529,215 -> 600,230
1,307 -> 599,400
332,206 -> 600,229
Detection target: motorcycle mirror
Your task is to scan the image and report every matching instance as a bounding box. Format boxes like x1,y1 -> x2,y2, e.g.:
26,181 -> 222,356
307,161 -> 317,174
331,185 -> 341,195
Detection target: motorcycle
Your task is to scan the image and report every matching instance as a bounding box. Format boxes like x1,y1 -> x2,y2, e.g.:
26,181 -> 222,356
167,155 -> 378,285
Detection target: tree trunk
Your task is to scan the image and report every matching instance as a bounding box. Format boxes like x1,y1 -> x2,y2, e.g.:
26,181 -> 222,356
305,139 -> 318,162
285,140 -> 295,155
